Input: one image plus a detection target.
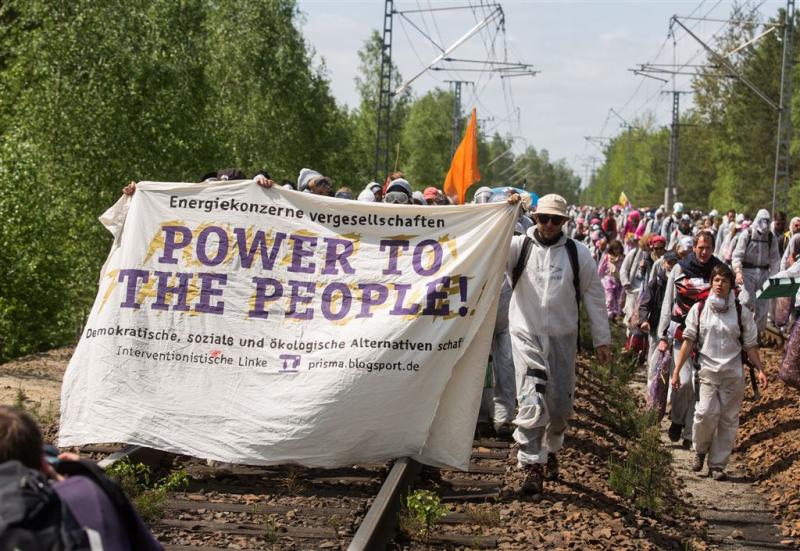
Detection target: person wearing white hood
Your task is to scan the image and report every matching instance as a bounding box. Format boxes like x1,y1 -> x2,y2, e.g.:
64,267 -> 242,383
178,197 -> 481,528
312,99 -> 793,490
383,178 -> 412,204
297,168 -> 332,196
661,202 -> 684,244
667,213 -> 695,251
473,186 -> 517,437
671,263 -> 766,480
715,210 -> 736,256
732,208 -> 781,332
505,193 -> 611,496
357,182 -> 383,202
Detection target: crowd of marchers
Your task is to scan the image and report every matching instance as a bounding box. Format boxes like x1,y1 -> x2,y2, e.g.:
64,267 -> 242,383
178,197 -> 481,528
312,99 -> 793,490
2,167 -> 798,547
489,196 -> 798,495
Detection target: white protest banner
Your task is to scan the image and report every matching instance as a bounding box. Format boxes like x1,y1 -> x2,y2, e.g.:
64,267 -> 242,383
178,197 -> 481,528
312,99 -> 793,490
59,181 -> 516,470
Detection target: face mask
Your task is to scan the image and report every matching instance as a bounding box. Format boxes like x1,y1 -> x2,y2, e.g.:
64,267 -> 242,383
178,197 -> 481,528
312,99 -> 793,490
707,292 -> 729,312
757,219 -> 769,233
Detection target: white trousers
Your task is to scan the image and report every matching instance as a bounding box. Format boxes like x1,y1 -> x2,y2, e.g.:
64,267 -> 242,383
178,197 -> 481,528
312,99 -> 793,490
741,267 -> 769,332
491,328 -> 516,424
692,370 -> 745,470
491,281 -> 516,424
510,331 -> 577,466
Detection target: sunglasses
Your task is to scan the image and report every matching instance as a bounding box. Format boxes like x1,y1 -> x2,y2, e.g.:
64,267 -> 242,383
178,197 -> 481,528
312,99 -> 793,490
535,214 -> 565,225
651,245 -> 665,250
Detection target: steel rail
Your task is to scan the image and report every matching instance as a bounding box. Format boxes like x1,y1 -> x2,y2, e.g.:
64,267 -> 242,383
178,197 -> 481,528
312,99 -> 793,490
347,457 -> 421,551
97,445 -> 165,470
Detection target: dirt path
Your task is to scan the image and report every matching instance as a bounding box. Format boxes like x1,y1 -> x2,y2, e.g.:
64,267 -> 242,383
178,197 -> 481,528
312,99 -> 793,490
666,432 -> 787,550
631,370 -> 793,550
0,347 -> 73,441
0,347 -> 71,404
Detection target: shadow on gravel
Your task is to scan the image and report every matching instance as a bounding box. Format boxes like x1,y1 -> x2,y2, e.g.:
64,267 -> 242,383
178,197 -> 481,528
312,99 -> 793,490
761,450 -> 800,479
563,431 -> 613,462
736,418 -> 800,451
560,479 -> 686,550
572,403 -> 612,429
719,473 -> 756,484
744,396 -> 795,420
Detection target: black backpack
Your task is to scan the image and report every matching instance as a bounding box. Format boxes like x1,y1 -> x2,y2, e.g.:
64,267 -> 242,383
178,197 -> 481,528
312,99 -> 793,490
1,459 -> 160,551
0,461 -> 91,551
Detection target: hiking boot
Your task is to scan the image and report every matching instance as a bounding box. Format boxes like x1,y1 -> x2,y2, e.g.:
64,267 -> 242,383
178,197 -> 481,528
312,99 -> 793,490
682,439 -> 692,450
667,422 -> 683,442
494,422 -> 513,439
475,420 -> 492,439
521,464 -> 545,496
691,453 -> 706,472
710,469 -> 726,481
545,453 -> 560,481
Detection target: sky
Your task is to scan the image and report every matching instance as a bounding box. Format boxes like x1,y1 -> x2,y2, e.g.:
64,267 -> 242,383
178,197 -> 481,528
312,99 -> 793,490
296,0 -> 789,183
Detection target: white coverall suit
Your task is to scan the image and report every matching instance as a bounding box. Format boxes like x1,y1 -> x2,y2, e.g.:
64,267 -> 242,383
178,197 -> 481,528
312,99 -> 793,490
490,277 -> 516,425
507,231 -> 610,466
660,214 -> 679,243
620,248 -> 646,334
682,294 -> 757,469
732,209 -> 780,332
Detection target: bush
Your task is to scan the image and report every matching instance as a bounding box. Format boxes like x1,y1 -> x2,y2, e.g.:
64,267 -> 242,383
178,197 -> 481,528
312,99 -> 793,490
593,347 -> 672,517
401,489 -> 448,538
105,458 -> 189,522
609,425 -> 672,516
594,354 -> 646,438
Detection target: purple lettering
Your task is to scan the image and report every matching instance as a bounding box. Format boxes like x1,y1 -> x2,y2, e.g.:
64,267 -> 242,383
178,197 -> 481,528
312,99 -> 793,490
118,269 -> 150,309
422,277 -> 450,316
321,237 -> 356,275
152,271 -> 192,311
380,239 -> 409,275
234,229 -> 286,270
249,277 -> 283,319
286,280 -> 316,319
321,282 -> 352,321
289,235 -> 317,274
357,283 -> 389,318
412,239 -> 443,276
390,283 -> 421,316
194,273 -> 227,314
196,226 -> 229,266
158,225 -> 192,264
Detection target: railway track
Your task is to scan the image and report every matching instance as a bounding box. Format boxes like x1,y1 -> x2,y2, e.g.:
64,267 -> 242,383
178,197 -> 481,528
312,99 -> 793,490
83,432 -> 513,550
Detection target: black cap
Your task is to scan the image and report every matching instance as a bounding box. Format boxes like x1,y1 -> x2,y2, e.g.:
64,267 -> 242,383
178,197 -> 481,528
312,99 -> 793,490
217,168 -> 247,180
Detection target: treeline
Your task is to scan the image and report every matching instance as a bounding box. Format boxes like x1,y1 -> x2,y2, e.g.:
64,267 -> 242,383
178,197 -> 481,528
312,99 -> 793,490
582,5 -> 799,214
0,0 -> 578,361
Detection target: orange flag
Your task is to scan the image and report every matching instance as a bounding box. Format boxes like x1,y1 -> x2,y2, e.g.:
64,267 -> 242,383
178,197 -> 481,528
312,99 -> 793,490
444,108 -> 481,204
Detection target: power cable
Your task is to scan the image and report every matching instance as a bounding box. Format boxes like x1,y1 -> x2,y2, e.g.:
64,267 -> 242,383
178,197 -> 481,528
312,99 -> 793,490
396,15 -> 442,87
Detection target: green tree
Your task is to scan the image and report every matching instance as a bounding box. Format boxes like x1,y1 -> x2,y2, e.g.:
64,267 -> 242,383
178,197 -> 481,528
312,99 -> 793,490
400,88 -> 454,188
0,0 -> 210,360
478,132 -> 515,188
0,0 -> 355,360
204,0 -> 354,182
350,30 -> 411,184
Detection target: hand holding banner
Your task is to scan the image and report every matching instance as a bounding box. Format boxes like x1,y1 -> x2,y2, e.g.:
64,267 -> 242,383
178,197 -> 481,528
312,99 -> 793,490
59,181 -> 516,470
